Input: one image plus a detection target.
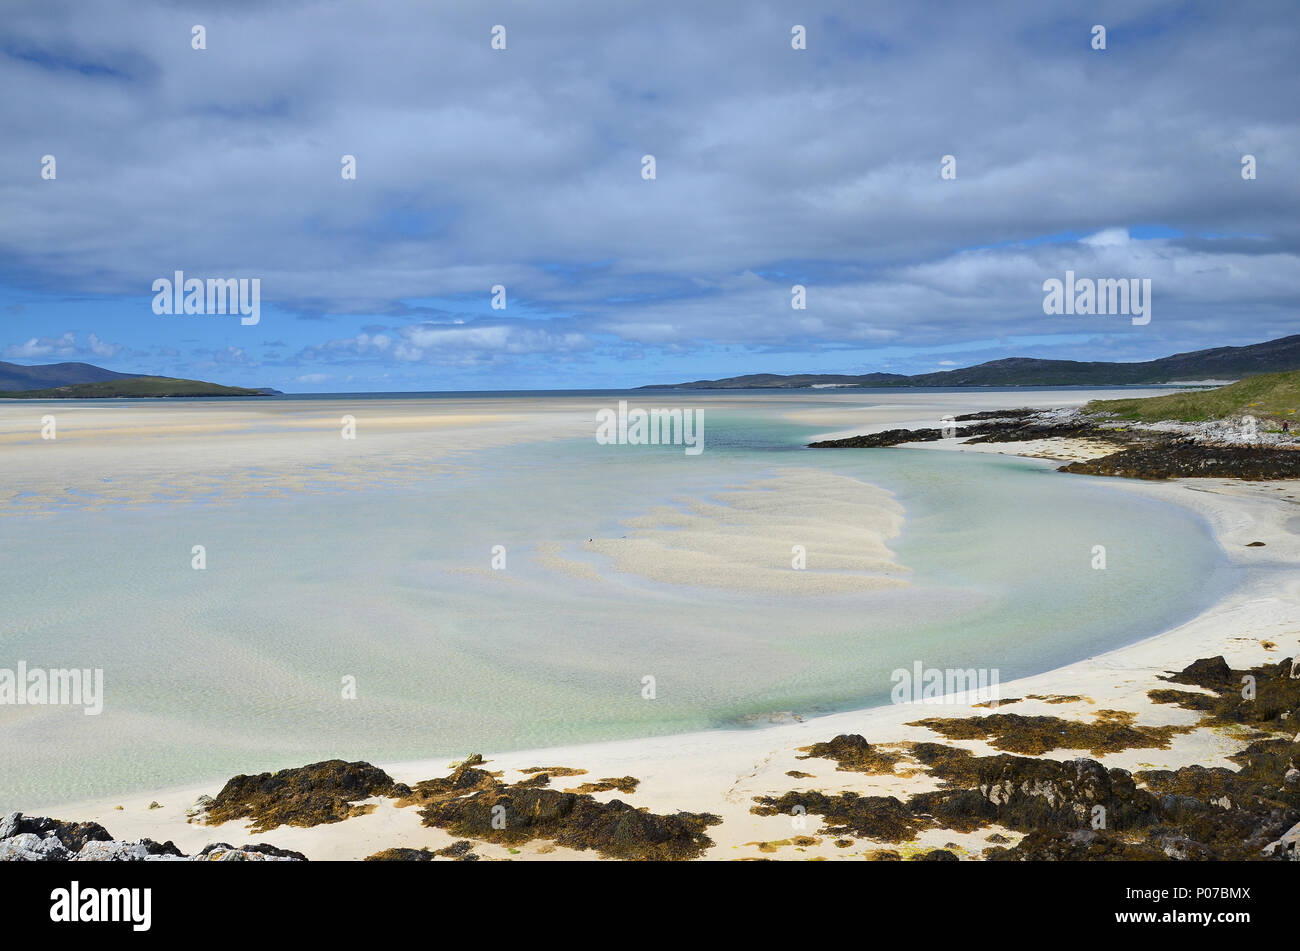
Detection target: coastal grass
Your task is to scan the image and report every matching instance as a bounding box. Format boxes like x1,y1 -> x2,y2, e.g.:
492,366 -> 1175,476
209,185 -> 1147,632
1086,369 -> 1300,423
0,376 -> 266,399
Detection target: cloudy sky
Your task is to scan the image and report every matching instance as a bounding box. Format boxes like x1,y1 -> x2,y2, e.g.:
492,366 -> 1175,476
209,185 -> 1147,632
1,0 -> 1296,391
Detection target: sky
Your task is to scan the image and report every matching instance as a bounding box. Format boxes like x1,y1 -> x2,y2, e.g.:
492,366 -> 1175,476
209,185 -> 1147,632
0,0 -> 1297,392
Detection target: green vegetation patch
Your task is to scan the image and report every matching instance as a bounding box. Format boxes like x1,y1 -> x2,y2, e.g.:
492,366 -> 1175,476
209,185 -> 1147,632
0,376 -> 267,399
1085,369 -> 1300,423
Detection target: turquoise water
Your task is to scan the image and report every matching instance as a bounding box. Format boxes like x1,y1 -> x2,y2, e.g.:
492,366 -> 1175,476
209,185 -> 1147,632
0,401 -> 1239,809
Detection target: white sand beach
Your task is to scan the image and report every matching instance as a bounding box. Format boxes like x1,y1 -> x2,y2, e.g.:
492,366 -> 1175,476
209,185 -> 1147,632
14,391 -> 1298,860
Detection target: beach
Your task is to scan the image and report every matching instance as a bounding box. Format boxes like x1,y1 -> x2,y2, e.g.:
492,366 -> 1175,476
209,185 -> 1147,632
5,389 -> 1296,860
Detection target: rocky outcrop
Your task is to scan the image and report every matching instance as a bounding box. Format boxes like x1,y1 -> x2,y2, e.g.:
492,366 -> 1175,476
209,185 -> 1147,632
404,755 -> 718,860
204,759 -> 411,833
1263,820 -> 1300,860
904,709 -> 1192,756
758,652 -> 1300,861
809,427 -> 944,448
364,840 -> 479,861
0,813 -> 113,852
1061,445 -> 1300,480
750,791 -> 927,842
563,777 -> 640,795
987,829 -> 1168,861
0,812 -> 305,861
908,750 -> 1160,834
795,734 -> 904,774
1152,655 -> 1300,729
806,405 -> 1300,480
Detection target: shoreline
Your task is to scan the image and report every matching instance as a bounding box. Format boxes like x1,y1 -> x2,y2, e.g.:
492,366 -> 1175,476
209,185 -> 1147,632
19,451 -> 1299,860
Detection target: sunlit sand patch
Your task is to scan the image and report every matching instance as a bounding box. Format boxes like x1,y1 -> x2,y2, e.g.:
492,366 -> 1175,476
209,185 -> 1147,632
0,400 -> 586,514
577,468 -> 909,594
534,541 -> 606,583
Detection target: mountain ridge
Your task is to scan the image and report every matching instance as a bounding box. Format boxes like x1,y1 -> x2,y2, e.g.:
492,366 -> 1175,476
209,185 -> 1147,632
0,360 -> 143,391
640,334 -> 1300,389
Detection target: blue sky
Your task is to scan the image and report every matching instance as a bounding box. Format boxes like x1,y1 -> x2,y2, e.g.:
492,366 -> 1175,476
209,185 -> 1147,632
1,0 -> 1296,391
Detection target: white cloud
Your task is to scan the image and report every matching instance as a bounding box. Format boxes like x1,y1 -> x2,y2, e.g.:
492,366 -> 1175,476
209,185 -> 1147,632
86,333 -> 120,357
1081,228 -> 1132,248
4,333 -> 75,359
0,0 -> 1295,371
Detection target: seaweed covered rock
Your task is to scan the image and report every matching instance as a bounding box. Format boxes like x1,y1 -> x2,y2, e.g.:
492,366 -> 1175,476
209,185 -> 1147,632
1134,740 -> 1300,859
988,829 -> 1168,861
808,428 -> 943,448
906,710 -> 1191,756
410,766 -> 718,860
757,712 -> 1299,860
205,760 -> 412,833
751,791 -> 927,842
365,847 -> 436,861
1153,655 -> 1300,729
397,757 -> 500,807
796,734 -> 903,774
909,753 -> 1159,833
564,777 -> 640,795
1263,820 -> 1300,860
1169,656 -> 1234,689
912,849 -> 960,861
1061,445 -> 1300,480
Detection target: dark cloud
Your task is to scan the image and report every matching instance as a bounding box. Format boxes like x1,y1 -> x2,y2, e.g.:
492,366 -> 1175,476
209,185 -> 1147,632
0,0 -> 1295,381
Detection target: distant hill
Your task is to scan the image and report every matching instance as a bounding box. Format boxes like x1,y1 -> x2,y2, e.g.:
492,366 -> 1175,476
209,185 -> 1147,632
641,334 -> 1300,389
0,360 -> 142,391
1085,369 -> 1300,423
0,377 -> 270,399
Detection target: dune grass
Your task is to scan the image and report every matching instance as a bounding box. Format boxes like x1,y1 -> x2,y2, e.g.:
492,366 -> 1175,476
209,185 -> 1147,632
1086,370 -> 1300,423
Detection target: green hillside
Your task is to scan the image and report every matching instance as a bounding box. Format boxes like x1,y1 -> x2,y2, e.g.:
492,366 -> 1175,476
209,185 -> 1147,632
0,376 -> 267,399
1085,369 -> 1300,423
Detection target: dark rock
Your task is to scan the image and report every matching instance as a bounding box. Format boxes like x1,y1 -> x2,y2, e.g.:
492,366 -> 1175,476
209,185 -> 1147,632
139,839 -> 184,857
751,791 -> 926,842
809,428 -> 943,448
989,829 -> 1169,861
365,848 -> 435,861
906,709 -> 1191,756
0,814 -> 112,853
204,760 -> 411,833
564,776 -> 640,795
797,734 -> 902,773
197,841 -> 308,861
910,755 -> 1159,833
1062,446 -> 1300,481
414,772 -> 719,860
1170,656 -> 1234,689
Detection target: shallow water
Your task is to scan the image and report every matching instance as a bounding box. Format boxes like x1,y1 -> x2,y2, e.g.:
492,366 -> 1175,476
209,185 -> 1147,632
0,397 -> 1240,809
